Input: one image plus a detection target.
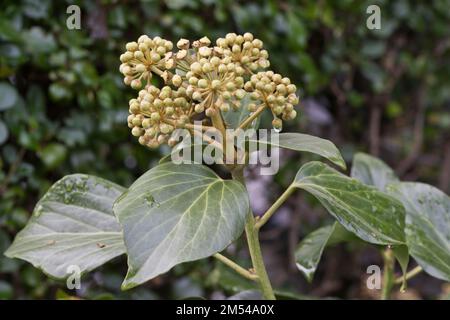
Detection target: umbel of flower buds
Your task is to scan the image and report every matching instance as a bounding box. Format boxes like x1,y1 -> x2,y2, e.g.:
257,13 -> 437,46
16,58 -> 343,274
119,33 -> 300,149
127,85 -> 190,148
244,71 -> 298,130
119,35 -> 174,89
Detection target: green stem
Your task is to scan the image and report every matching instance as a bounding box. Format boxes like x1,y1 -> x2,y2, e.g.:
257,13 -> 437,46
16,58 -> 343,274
394,265 -> 423,285
381,247 -> 395,300
213,253 -> 258,281
255,186 -> 294,230
236,105 -> 266,131
231,169 -> 276,300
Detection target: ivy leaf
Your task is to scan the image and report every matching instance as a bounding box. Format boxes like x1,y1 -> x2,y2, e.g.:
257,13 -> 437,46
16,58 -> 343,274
351,153 -> 409,282
293,162 -> 406,245
392,245 -> 410,291
4,175 -> 126,279
252,133 -> 346,169
389,182 -> 450,281
114,162 -> 250,289
295,222 -> 356,282
351,152 -> 399,191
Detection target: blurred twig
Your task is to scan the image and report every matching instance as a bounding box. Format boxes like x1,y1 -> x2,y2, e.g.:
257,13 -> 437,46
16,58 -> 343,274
369,35 -> 406,156
396,84 -> 426,176
0,148 -> 26,195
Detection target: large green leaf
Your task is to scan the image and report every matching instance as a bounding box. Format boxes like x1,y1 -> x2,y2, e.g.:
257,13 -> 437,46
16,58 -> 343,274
293,162 -> 405,245
5,174 -> 126,279
251,133 -> 346,169
351,153 -> 409,281
351,152 -> 399,191
114,162 -> 249,289
295,222 -> 355,282
389,182 -> 450,281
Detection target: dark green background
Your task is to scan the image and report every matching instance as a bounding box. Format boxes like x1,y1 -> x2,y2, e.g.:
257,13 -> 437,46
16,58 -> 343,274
0,0 -> 449,299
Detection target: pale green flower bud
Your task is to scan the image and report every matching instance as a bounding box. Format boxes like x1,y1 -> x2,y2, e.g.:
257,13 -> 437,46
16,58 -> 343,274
192,91 -> 202,101
151,112 -> 160,121
172,74 -> 182,87
126,42 -> 138,51
235,89 -> 246,100
220,103 -> 230,112
134,51 -> 144,59
191,62 -> 202,74
131,79 -> 142,89
194,104 -> 204,113
211,80 -> 221,89
198,79 -> 208,88
132,126 -> 143,136
272,118 -> 282,130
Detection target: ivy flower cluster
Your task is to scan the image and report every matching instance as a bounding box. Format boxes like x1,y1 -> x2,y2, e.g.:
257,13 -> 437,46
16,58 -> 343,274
244,71 -> 299,130
119,33 -> 300,148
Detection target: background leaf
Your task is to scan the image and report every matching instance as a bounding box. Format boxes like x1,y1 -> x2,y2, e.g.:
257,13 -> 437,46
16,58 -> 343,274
389,182 -> 450,281
295,222 -> 355,282
293,161 -> 406,245
252,133 -> 346,169
351,153 -> 409,281
0,82 -> 18,110
114,162 -> 250,289
351,152 -> 399,191
5,174 -> 126,279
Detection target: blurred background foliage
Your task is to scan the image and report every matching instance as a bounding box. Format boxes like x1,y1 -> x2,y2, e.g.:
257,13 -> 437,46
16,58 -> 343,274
0,0 -> 449,300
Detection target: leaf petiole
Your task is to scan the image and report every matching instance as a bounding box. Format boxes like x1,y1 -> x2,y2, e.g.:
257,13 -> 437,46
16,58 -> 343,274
255,186 -> 295,230
394,265 -> 423,285
213,253 -> 258,281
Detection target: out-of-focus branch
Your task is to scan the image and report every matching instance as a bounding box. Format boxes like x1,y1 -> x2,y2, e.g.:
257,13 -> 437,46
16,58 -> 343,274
396,84 -> 426,176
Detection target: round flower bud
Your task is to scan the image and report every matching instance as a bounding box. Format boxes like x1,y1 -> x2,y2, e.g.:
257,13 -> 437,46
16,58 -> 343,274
211,80 -> 221,89
220,103 -> 230,112
132,126 -> 143,136
151,112 -> 160,121
191,62 -> 202,74
192,91 -> 202,101
172,74 -> 182,87
126,42 -> 138,51
131,79 -> 142,89
272,118 -> 282,130
198,79 -> 208,88
194,104 -> 204,113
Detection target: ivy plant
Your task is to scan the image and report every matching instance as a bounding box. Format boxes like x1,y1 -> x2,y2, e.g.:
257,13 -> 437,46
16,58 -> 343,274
5,33 -> 449,300
296,153 -> 450,298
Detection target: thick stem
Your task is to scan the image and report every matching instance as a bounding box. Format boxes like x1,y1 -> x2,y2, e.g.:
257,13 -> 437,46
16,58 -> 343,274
231,169 -> 276,300
210,110 -> 235,163
381,248 -> 395,300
